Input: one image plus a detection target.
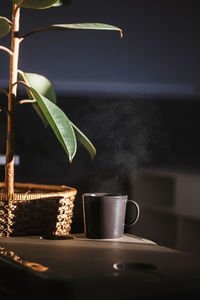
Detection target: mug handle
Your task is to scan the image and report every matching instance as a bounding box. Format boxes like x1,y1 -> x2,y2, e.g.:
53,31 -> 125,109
125,200 -> 140,227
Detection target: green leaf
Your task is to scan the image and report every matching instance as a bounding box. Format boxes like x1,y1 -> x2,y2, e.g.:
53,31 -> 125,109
22,23 -> 123,39
53,0 -> 72,7
19,71 -> 56,127
21,72 -> 56,103
71,122 -> 96,159
12,0 -> 59,9
30,88 -> 77,162
0,17 -> 11,38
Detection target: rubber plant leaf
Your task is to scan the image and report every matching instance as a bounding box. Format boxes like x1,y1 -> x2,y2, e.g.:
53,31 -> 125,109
53,0 -> 72,7
12,0 -> 59,9
30,87 -> 77,162
0,17 -> 11,38
19,71 -> 56,127
71,122 -> 96,159
22,23 -> 123,39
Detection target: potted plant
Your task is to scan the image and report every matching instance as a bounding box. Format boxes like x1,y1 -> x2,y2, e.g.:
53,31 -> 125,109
0,0 -> 122,238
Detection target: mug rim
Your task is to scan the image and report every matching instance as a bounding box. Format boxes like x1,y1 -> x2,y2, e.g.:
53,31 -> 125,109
83,193 -> 128,199
83,193 -> 109,197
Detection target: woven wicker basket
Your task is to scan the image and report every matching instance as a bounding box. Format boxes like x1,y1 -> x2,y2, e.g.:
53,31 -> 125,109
0,183 -> 77,238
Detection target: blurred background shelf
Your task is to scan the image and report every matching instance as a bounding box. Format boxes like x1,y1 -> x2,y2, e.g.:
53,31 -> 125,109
127,166 -> 200,255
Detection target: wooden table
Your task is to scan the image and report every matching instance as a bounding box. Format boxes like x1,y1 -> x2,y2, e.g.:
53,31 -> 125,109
0,234 -> 200,299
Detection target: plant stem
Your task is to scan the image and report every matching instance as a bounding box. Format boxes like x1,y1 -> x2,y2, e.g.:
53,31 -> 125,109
17,99 -> 36,105
0,88 -> 8,97
5,5 -> 21,194
0,46 -> 13,57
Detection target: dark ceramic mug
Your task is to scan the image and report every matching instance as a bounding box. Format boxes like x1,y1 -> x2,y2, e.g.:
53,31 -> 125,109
82,193 -> 140,239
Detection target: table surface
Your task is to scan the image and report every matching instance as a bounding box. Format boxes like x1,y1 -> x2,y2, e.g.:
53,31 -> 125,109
0,234 -> 200,299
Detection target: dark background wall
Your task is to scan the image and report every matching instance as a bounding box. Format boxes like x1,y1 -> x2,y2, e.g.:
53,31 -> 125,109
0,0 -> 200,96
0,1 -> 200,237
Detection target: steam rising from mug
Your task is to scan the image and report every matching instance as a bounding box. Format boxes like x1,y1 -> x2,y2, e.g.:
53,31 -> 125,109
79,97 -> 166,194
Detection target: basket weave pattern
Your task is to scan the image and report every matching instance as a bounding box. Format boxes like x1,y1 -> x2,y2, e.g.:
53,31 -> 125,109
0,183 -> 77,238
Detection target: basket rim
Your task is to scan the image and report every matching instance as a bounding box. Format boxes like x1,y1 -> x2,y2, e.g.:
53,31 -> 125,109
0,182 -> 77,201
